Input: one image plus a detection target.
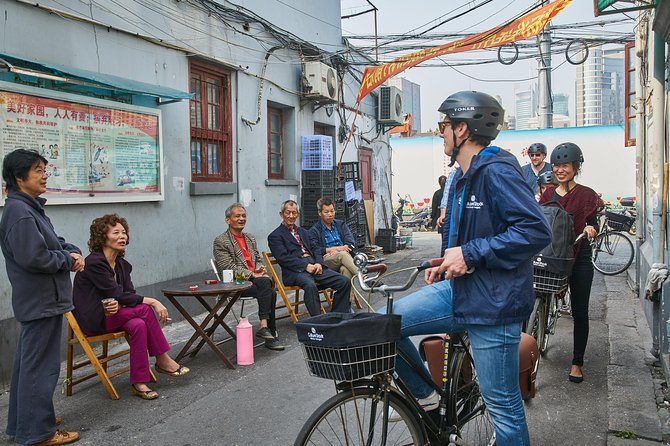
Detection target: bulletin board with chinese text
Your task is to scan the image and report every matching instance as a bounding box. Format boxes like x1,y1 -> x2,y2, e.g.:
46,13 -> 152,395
0,81 -> 164,204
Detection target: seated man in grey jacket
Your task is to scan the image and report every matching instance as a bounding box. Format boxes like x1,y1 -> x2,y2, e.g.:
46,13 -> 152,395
308,197 -> 359,297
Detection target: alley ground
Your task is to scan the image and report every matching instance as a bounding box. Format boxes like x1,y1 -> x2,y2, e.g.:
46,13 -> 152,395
0,232 -> 666,445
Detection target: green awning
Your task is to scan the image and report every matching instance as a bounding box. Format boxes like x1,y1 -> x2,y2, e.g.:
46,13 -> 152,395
0,52 -> 192,102
594,0 -> 657,16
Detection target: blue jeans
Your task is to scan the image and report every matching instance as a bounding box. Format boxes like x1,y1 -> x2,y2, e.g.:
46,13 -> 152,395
379,281 -> 530,446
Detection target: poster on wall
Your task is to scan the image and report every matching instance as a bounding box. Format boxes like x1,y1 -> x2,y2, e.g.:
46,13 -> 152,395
0,82 -> 163,204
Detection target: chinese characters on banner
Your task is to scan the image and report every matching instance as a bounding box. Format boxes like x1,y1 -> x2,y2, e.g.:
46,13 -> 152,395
356,0 -> 572,103
0,90 -> 161,201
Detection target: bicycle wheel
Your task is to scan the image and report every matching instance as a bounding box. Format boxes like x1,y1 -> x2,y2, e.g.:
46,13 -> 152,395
448,346 -> 496,445
540,294 -> 557,356
592,231 -> 634,275
525,296 -> 546,355
294,386 -> 425,446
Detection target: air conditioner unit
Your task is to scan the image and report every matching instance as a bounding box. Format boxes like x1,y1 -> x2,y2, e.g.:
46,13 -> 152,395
303,62 -> 338,102
378,85 -> 403,125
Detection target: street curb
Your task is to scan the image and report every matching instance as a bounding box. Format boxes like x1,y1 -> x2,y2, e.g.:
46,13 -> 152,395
606,273 -> 665,443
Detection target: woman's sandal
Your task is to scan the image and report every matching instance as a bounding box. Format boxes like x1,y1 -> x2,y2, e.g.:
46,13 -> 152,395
155,364 -> 190,377
131,385 -> 159,400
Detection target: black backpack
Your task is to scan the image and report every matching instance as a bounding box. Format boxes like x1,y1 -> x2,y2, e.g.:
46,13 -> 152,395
534,200 -> 575,276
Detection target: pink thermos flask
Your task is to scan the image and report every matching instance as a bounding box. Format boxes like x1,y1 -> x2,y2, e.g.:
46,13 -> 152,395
236,317 -> 254,365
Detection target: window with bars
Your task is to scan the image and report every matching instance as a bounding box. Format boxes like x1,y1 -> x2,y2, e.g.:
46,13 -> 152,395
189,61 -> 232,182
267,106 -> 284,179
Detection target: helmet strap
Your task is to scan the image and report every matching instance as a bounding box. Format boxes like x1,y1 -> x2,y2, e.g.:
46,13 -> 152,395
448,129 -> 468,167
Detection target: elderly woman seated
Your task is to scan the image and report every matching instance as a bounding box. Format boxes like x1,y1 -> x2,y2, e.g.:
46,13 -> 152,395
73,214 -> 189,400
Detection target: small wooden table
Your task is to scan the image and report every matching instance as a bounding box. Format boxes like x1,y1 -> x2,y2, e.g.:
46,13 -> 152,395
162,281 -> 251,369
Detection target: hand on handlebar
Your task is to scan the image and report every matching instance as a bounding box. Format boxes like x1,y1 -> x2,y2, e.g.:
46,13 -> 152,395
426,247 -> 468,283
583,225 -> 597,241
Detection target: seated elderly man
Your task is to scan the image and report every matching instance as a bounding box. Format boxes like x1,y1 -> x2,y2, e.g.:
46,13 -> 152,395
308,197 -> 358,283
213,203 -> 284,351
268,200 -> 351,316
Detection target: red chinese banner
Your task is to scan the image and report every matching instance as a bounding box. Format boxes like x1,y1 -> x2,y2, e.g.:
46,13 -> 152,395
356,0 -> 572,103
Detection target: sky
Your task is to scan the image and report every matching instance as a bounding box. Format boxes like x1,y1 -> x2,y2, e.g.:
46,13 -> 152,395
340,0 -> 635,132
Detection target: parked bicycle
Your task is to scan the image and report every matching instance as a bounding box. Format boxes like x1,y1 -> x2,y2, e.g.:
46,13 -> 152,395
591,209 -> 635,275
293,255 -> 495,446
526,267 -> 566,356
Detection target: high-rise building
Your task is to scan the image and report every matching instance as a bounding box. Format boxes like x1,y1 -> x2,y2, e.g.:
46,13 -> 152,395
514,85 -> 537,130
575,46 -> 624,126
388,77 -> 421,133
553,93 -> 569,116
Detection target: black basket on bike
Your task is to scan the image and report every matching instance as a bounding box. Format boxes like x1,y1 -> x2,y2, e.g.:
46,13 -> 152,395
533,267 -> 568,293
605,211 -> 634,232
295,312 -> 401,381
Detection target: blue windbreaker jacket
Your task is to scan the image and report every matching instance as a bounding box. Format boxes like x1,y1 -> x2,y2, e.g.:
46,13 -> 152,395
444,146 -> 551,325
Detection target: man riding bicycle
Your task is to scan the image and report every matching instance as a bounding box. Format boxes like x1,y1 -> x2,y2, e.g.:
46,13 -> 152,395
381,91 -> 551,446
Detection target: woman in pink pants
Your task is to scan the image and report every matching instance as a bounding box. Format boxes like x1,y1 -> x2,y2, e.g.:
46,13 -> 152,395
73,214 -> 189,400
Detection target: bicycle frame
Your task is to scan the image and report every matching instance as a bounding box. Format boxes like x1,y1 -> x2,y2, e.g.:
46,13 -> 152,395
332,326 -> 474,444
351,259 -> 486,445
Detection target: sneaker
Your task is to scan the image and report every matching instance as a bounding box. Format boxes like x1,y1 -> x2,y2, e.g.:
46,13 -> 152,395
265,337 -> 285,351
256,327 -> 275,340
32,430 -> 80,446
417,390 -> 440,412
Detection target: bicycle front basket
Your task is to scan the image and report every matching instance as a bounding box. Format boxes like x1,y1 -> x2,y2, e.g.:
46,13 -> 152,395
295,312 -> 401,381
605,211 -> 634,232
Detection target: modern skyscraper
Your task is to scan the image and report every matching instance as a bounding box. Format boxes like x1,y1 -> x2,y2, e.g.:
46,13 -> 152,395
514,85 -> 537,130
553,93 -> 569,116
575,46 -> 624,126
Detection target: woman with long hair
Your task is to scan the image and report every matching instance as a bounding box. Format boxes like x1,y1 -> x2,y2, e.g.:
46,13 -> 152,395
539,143 -> 603,383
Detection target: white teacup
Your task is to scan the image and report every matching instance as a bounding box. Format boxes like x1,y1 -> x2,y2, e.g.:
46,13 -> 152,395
221,270 -> 234,283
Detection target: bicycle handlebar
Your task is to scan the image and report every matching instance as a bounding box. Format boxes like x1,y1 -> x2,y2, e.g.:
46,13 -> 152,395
354,253 -> 444,294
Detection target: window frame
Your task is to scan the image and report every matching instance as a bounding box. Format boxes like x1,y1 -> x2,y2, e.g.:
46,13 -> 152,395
624,42 -> 636,147
267,106 -> 284,179
189,60 -> 233,182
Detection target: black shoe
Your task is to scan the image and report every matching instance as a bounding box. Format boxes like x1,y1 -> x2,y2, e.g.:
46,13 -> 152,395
568,374 -> 584,383
256,327 -> 275,340
265,337 -> 285,351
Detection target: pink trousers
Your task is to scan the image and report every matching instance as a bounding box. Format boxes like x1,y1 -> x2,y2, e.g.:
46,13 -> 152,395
105,304 -> 170,383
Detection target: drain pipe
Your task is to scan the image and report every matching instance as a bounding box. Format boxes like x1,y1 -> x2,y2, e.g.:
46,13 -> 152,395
649,30 -> 666,359
652,31 -> 665,265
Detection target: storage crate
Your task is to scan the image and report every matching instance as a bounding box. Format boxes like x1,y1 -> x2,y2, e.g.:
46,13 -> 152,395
356,233 -> 366,248
378,228 -> 396,238
376,235 -> 397,253
302,170 -> 335,188
605,211 -> 634,232
302,136 -> 334,170
302,187 -> 334,211
336,162 -> 360,181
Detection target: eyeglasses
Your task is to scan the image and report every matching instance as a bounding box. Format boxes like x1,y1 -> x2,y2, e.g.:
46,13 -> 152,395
529,153 -> 544,158
437,120 -> 452,133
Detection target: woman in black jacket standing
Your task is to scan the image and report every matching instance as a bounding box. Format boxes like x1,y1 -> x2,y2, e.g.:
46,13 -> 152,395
0,149 -> 84,445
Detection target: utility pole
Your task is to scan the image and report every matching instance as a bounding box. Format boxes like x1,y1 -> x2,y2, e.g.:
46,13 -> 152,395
537,0 -> 553,129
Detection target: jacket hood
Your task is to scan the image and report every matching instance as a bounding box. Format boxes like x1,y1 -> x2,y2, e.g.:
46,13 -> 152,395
466,146 -> 522,178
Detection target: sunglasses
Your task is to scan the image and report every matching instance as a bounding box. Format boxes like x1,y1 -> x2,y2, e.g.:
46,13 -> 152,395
529,153 -> 544,157
437,121 -> 452,133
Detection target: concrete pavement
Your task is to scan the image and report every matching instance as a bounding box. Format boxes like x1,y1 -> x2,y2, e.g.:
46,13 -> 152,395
0,231 -> 668,445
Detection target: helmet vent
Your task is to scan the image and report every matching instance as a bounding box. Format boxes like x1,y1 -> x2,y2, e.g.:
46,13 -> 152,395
473,113 -> 483,119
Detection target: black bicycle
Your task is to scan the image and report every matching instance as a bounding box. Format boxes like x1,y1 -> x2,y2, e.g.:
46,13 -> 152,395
293,256 -> 495,446
591,210 -> 635,275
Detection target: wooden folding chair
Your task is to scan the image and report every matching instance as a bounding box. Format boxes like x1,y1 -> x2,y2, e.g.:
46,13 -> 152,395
262,251 -> 333,322
65,311 -> 156,400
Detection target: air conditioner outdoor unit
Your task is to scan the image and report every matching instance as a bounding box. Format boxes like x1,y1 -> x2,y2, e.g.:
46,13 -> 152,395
378,85 -> 403,125
303,61 -> 338,102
